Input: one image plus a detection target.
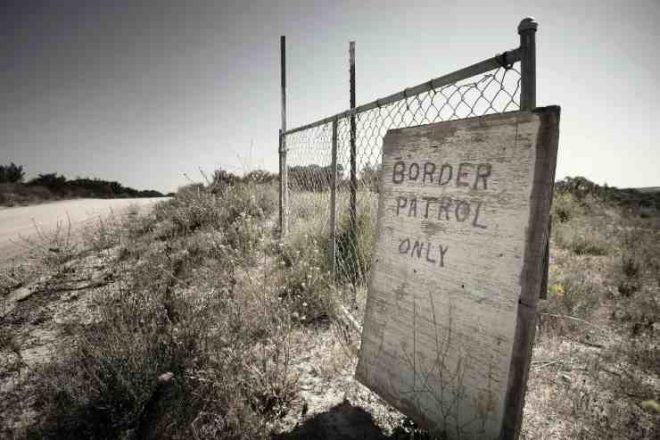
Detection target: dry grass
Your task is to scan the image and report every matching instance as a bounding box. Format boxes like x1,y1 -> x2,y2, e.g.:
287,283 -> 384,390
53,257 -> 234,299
1,181 -> 328,439
523,190 -> 659,439
1,180 -> 658,439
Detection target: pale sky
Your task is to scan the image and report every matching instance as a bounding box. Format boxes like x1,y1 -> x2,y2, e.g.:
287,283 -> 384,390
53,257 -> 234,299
1,0 -> 658,192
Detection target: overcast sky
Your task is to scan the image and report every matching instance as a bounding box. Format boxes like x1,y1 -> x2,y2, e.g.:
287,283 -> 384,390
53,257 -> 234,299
1,0 -> 658,192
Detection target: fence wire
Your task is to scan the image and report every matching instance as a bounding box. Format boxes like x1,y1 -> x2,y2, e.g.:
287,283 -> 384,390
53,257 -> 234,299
284,64 -> 521,310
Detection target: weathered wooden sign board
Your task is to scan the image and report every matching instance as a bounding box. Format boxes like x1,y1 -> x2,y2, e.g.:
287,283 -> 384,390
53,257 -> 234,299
356,107 -> 560,439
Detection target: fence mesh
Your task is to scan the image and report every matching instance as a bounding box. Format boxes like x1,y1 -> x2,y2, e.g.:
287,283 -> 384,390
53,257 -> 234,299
284,63 -> 521,313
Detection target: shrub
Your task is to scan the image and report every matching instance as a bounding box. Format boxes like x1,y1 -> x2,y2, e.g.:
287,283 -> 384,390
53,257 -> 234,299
553,223 -> 610,256
613,284 -> 659,337
28,173 -> 68,190
552,191 -> 581,223
540,272 -> 601,321
334,210 -> 375,286
156,187 -> 223,235
360,163 -> 381,193
210,168 -> 239,194
275,236 -> 337,323
614,227 -> 657,297
23,218 -> 80,280
27,181 -> 295,439
570,234 -> 610,256
159,182 -> 276,239
31,278 -> 295,439
243,169 -> 277,184
0,163 -> 25,183
82,215 -> 123,252
288,164 -> 343,192
612,228 -> 660,337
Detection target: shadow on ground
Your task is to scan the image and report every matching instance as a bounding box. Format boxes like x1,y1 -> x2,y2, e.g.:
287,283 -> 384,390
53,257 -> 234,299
274,401 -> 391,440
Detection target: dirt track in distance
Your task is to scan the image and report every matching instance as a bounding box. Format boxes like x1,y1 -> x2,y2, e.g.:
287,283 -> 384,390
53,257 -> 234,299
0,198 -> 165,263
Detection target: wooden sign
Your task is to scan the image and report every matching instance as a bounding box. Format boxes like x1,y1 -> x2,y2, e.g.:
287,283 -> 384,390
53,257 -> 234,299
356,107 -> 560,439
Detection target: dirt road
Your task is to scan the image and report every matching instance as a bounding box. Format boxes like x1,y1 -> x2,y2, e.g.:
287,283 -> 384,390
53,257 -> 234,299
0,198 -> 165,263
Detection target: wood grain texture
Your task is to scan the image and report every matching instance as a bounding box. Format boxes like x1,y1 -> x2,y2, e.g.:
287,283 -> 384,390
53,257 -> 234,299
356,108 -> 560,440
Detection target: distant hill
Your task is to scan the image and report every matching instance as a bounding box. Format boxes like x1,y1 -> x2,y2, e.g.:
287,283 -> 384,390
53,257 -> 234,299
556,176 -> 660,214
631,186 -> 660,194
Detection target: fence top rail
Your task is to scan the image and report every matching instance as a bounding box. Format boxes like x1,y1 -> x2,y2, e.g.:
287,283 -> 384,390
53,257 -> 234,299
283,47 -> 521,137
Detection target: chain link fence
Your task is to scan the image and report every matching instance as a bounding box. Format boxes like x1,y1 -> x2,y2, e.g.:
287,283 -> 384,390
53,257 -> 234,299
282,49 -> 525,314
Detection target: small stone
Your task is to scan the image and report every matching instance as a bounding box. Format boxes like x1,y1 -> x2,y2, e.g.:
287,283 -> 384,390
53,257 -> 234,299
158,372 -> 174,383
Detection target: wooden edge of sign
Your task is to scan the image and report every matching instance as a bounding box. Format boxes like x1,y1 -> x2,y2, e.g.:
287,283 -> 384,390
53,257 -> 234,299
381,110 -> 530,157
500,105 -> 561,440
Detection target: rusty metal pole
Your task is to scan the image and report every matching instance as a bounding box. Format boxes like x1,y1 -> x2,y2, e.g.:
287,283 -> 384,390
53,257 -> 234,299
279,35 -> 288,237
349,41 -> 357,236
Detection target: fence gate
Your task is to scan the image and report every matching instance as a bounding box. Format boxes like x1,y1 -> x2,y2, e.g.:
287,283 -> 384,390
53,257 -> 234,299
278,18 -> 543,309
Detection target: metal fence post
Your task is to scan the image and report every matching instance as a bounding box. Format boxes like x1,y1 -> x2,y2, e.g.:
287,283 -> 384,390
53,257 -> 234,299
349,41 -> 357,234
518,17 -> 537,110
519,17 -> 548,301
279,35 -> 288,237
330,118 -> 339,280
500,16 -> 542,440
